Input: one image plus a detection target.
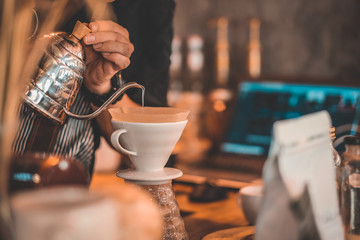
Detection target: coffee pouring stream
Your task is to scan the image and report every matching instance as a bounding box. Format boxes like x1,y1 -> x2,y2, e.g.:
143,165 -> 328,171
24,21 -> 144,124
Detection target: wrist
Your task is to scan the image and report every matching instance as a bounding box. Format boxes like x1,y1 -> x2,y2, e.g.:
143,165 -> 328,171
83,72 -> 125,107
84,81 -> 112,95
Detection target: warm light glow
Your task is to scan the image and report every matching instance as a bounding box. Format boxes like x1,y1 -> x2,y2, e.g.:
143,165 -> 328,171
32,174 -> 41,184
248,18 -> 261,79
58,160 -> 70,170
43,156 -> 60,168
216,17 -> 229,86
213,100 -> 227,112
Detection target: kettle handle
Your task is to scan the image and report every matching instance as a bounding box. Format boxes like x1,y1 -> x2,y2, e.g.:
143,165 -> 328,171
63,82 -> 144,120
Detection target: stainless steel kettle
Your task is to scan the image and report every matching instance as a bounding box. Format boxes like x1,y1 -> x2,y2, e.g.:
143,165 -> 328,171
24,21 -> 143,124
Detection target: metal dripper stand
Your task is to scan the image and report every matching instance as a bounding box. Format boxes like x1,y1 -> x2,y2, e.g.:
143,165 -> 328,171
109,107 -> 190,240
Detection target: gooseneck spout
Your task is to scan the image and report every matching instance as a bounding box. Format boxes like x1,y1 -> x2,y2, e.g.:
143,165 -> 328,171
64,82 -> 144,120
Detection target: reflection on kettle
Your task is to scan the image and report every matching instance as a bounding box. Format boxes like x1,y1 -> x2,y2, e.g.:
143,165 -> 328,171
24,21 -> 144,124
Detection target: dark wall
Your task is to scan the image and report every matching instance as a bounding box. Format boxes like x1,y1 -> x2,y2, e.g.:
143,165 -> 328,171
173,0 -> 360,89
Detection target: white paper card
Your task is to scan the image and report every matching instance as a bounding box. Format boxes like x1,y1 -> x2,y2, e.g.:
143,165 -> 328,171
274,110 -> 344,240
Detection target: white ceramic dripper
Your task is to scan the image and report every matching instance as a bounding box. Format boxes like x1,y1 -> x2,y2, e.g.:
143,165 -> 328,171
111,120 -> 187,172
109,107 -> 189,184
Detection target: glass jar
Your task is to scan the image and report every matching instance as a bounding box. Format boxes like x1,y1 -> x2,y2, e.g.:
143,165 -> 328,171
141,182 -> 188,240
341,136 -> 360,238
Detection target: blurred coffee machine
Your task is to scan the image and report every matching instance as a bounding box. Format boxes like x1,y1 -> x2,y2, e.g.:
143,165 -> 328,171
168,34 -> 211,163
247,18 -> 261,79
204,17 -> 233,148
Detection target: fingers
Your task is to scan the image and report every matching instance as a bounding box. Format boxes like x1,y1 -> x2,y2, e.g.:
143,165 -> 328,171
84,31 -> 134,54
102,53 -> 131,70
93,40 -> 134,57
90,20 -> 129,37
84,30 -> 130,45
83,20 -> 130,46
83,20 -> 133,71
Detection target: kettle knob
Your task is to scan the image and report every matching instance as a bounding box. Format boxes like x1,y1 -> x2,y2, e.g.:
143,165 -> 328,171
70,21 -> 91,41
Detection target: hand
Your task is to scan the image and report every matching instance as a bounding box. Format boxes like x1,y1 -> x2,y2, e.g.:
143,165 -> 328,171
83,20 -> 134,95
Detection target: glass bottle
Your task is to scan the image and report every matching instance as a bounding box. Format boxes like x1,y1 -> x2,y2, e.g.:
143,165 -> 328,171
331,126 -> 342,205
141,182 -> 188,240
331,126 -> 341,167
341,136 -> 360,238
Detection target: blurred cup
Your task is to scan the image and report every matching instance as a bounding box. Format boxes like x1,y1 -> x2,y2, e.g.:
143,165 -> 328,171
8,152 -> 90,194
11,186 -> 120,240
237,184 -> 263,225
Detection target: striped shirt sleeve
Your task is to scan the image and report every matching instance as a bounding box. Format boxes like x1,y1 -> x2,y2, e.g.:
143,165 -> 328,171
12,90 -> 96,174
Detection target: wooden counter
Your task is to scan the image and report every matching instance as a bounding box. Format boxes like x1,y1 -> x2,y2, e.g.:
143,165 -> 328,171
173,182 -> 255,240
90,172 -> 255,240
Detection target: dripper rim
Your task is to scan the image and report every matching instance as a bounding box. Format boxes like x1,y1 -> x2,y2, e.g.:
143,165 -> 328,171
110,119 -> 188,125
108,106 -> 190,123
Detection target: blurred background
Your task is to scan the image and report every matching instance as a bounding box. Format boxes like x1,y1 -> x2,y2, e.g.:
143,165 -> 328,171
172,0 -> 360,88
98,0 -> 360,171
